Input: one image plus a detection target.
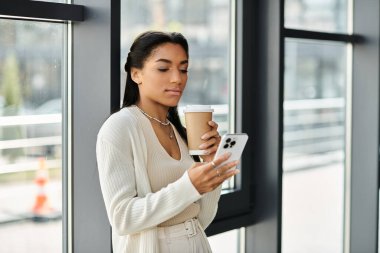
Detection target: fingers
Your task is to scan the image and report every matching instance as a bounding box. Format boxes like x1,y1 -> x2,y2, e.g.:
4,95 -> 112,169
198,121 -> 220,159
209,161 -> 240,189
208,121 -> 218,129
188,156 -> 240,194
201,129 -> 220,141
204,162 -> 240,192
218,160 -> 240,175
204,153 -> 239,177
203,152 -> 231,172
201,121 -> 219,139
199,136 -> 218,150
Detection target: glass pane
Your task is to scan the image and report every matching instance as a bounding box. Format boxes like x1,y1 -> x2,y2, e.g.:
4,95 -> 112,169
285,0 -> 348,33
0,20 -> 65,252
121,0 -> 231,133
282,39 -> 347,253
209,228 -> 241,253
121,0 -> 235,190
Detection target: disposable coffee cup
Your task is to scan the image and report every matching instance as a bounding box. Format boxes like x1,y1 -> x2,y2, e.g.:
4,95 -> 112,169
183,105 -> 214,155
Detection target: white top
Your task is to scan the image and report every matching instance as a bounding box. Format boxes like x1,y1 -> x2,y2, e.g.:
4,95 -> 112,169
96,106 -> 222,253
142,112 -> 200,227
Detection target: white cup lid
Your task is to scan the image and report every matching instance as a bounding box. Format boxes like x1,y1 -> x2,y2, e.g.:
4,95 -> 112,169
183,105 -> 214,113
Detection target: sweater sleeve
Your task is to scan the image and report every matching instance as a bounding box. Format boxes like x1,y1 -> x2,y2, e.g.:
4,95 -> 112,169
197,184 -> 222,229
96,137 -> 202,236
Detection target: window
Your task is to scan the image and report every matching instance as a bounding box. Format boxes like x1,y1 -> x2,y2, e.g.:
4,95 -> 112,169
0,1 -> 83,252
121,0 -> 233,136
243,0 -> 380,252
209,228 -> 242,253
282,0 -> 352,252
0,19 -> 65,253
285,0 -> 348,33
282,39 -> 347,252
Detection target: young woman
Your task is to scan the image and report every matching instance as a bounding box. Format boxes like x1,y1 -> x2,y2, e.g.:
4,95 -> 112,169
96,31 -> 240,253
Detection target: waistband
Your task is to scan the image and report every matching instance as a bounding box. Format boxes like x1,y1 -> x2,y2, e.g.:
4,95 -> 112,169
157,218 -> 200,239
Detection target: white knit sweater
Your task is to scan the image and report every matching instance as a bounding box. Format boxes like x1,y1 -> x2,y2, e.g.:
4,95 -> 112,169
96,107 -> 221,253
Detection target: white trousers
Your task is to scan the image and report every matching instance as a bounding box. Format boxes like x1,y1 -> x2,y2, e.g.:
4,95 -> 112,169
157,218 -> 212,253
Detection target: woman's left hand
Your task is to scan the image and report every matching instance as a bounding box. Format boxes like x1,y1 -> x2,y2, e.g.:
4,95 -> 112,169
199,121 -> 221,162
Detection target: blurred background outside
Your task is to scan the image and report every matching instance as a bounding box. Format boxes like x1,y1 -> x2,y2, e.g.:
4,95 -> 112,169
0,0 -> 351,252
0,19 -> 64,252
283,0 -> 348,252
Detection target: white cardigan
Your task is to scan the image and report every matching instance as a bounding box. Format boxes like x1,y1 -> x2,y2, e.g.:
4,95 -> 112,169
96,107 -> 221,253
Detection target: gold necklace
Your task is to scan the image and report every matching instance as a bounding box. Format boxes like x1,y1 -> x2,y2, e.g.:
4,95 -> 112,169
134,105 -> 174,139
135,106 -> 170,126
168,126 -> 174,139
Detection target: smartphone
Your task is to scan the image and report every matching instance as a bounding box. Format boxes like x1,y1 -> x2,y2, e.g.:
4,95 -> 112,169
214,133 -> 248,169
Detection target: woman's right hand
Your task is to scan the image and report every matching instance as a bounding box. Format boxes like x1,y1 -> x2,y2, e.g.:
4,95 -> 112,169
187,152 -> 240,194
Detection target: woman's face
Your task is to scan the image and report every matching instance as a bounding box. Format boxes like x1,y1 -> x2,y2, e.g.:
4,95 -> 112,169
132,42 -> 188,108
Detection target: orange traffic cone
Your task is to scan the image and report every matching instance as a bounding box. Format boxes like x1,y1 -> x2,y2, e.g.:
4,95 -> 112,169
32,157 -> 54,221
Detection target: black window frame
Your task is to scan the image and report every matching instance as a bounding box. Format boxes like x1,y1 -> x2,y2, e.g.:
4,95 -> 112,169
0,0 -> 84,22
